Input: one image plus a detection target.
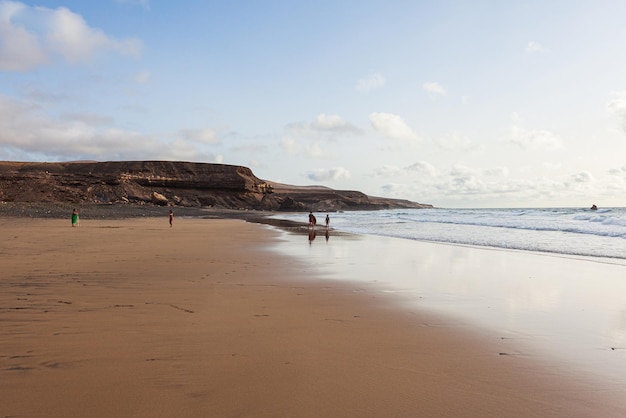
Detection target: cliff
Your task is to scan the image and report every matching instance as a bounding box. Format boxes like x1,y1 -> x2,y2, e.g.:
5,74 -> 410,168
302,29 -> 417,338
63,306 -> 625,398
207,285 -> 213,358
0,161 -> 432,211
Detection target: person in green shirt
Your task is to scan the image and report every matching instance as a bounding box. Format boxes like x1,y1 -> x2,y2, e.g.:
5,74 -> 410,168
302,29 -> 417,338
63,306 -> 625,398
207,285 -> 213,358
71,208 -> 79,227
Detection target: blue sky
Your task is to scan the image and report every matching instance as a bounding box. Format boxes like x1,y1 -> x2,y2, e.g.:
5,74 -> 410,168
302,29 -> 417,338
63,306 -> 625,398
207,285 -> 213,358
1,0 -> 626,208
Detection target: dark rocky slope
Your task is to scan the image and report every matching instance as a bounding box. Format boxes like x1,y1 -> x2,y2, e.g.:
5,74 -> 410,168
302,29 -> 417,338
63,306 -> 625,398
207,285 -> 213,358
0,161 -> 432,212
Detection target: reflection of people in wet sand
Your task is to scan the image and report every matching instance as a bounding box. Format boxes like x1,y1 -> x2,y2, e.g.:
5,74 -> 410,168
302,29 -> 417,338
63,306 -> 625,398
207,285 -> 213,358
308,228 -> 316,244
169,210 -> 174,227
308,212 -> 317,228
71,209 -> 79,227
325,228 -> 330,242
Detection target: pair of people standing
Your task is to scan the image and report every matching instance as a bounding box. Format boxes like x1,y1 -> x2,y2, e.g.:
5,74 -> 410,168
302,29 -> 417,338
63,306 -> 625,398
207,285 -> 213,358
308,212 -> 330,229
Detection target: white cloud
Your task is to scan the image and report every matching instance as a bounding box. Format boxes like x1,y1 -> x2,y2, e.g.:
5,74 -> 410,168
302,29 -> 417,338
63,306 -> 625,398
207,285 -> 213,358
562,171 -> 594,195
280,137 -> 300,155
422,81 -> 447,95
542,162 -> 562,171
369,112 -> 418,141
569,171 -> 593,183
0,94 -> 217,162
61,112 -> 114,126
18,84 -> 69,103
525,41 -> 547,53
435,166 -> 528,198
606,91 -> 626,133
0,1 -> 141,71
608,165 -> 626,176
483,166 -> 509,177
377,156 -> 625,207
176,128 -> 220,145
506,115 -> 563,151
285,114 -> 361,137
380,183 -> 407,195
508,128 -> 563,150
449,164 -> 479,177
373,165 -> 403,177
434,132 -> 482,153
449,174 -> 485,194
355,72 -> 386,92
134,70 -> 151,84
306,167 -> 350,182
310,114 -> 360,134
405,161 -> 437,177
231,143 -> 269,154
370,157 -> 617,207
373,161 -> 437,179
281,114 -> 361,158
0,2 -> 47,70
305,142 -> 335,159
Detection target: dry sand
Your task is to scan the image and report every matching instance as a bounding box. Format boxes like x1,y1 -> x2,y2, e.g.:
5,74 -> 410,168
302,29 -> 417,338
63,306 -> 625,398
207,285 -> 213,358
1,217 -> 624,417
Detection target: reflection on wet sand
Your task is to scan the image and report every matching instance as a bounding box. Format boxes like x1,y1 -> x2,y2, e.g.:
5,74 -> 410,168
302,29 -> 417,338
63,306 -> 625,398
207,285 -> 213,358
275,228 -> 626,388
307,226 -> 331,244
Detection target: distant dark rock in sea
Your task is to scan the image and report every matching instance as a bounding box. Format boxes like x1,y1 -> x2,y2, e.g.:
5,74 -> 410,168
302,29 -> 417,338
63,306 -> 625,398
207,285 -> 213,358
0,161 -> 432,212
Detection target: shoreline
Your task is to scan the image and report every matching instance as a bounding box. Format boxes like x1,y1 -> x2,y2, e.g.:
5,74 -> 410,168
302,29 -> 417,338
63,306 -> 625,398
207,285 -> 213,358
1,216 -> 625,416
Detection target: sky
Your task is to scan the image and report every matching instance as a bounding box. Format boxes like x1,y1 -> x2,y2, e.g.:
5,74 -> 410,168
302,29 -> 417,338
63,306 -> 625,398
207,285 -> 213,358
1,0 -> 626,208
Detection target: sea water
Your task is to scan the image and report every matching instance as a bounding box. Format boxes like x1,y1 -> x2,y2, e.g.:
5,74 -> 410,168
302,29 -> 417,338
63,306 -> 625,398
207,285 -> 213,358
273,207 -> 626,262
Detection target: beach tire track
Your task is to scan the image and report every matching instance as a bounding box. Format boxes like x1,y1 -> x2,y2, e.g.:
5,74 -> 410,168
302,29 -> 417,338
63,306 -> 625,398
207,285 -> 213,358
145,301 -> 195,314
169,304 -> 194,313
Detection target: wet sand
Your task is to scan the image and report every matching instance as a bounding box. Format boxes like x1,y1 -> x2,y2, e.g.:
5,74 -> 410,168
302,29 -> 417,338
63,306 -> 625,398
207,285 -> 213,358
282,225 -> 626,386
1,217 -> 624,417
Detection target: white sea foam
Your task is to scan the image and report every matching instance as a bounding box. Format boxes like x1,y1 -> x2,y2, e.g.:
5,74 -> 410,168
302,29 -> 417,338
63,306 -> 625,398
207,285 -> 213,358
272,207 -> 626,260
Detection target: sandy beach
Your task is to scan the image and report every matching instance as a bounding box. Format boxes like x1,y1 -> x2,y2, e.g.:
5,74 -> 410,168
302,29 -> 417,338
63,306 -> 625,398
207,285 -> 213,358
1,216 -> 625,417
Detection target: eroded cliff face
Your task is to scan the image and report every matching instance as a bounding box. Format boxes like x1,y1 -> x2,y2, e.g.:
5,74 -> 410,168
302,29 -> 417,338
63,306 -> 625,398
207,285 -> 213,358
0,161 -> 432,211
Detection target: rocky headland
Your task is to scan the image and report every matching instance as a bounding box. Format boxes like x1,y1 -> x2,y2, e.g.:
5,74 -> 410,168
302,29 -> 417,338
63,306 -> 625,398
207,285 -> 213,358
0,161 -> 432,216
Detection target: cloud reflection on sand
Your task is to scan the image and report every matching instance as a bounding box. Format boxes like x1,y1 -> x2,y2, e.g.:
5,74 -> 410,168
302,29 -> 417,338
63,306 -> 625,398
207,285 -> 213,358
271,228 -> 626,385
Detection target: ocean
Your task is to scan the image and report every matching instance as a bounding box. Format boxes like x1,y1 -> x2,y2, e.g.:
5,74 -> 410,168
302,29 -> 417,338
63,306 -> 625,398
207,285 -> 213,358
272,207 -> 626,262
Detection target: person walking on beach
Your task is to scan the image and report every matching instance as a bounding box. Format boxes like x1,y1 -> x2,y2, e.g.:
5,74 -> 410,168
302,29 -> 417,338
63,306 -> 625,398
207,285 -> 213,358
169,210 -> 174,227
325,214 -> 330,229
308,211 -> 317,229
71,208 -> 79,227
